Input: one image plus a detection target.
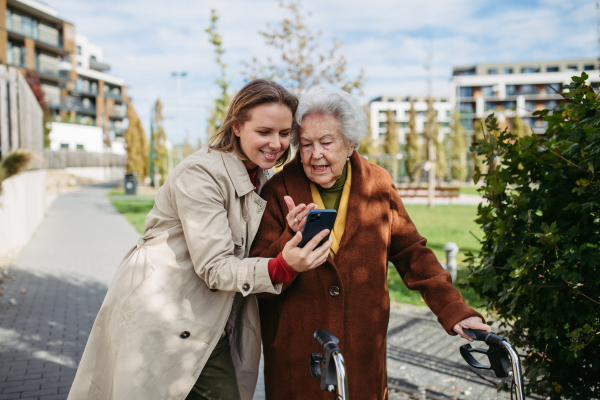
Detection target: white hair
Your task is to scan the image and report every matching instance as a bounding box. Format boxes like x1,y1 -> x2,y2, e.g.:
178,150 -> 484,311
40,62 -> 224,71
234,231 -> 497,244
291,88 -> 367,150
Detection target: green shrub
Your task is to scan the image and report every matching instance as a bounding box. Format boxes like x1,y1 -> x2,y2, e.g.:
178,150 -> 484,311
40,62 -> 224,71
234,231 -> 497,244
467,73 -> 599,399
0,150 -> 33,196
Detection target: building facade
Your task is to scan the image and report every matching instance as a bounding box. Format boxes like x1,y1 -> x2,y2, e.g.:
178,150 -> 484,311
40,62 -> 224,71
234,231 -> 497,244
0,0 -> 127,152
450,58 -> 599,133
369,95 -> 453,144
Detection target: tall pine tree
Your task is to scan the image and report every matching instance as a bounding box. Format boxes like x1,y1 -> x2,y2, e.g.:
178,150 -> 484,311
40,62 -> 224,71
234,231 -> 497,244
383,109 -> 399,154
359,104 -> 377,155
151,99 -> 168,186
449,110 -> 468,181
404,98 -> 421,182
124,101 -> 149,181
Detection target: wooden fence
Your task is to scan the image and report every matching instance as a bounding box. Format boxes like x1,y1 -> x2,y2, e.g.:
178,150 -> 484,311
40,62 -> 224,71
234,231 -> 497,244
43,150 -> 126,169
0,65 -> 44,168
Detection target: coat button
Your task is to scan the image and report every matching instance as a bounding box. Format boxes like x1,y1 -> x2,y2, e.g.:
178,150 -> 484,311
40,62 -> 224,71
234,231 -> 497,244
328,286 -> 340,297
242,283 -> 250,291
180,331 -> 190,339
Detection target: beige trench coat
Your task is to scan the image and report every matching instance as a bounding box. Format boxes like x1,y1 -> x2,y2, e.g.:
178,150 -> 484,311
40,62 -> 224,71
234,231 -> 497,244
68,148 -> 281,400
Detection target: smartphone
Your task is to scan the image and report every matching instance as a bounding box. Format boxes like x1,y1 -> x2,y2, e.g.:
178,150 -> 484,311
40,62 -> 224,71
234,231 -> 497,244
298,209 -> 337,249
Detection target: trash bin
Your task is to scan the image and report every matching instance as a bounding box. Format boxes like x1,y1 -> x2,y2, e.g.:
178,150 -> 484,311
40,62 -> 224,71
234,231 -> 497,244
124,173 -> 138,195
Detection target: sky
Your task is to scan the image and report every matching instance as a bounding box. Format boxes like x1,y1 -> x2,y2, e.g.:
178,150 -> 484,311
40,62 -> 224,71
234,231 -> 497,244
47,0 -> 598,145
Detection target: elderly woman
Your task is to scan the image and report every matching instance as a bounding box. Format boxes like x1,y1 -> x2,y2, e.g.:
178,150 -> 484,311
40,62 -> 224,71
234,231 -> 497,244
250,88 -> 490,399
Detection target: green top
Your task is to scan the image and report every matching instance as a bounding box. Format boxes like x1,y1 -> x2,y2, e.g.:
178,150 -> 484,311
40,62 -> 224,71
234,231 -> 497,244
316,162 -> 348,211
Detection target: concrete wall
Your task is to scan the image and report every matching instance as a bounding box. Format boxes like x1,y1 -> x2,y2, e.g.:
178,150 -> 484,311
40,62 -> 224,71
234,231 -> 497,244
65,166 -> 125,182
49,122 -> 104,152
0,170 -> 46,255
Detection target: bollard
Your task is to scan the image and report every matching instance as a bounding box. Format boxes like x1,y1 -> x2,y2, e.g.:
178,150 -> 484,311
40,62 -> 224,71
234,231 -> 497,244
443,242 -> 459,282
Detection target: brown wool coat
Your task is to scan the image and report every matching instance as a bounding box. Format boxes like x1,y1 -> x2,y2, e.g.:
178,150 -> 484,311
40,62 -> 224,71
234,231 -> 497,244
250,151 -> 483,400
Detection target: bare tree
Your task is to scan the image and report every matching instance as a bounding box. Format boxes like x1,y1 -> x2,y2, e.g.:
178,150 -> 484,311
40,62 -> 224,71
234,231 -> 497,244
243,0 -> 365,96
206,9 -> 231,138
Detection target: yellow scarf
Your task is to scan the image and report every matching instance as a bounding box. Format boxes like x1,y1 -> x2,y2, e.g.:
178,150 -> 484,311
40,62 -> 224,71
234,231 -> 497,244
309,161 -> 352,259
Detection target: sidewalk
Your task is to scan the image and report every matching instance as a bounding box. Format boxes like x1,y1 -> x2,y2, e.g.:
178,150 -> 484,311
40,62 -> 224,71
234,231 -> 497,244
0,183 -> 139,399
0,183 -> 511,400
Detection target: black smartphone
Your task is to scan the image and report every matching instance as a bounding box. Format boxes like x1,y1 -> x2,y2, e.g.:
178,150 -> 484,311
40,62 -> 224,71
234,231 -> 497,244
298,209 -> 337,249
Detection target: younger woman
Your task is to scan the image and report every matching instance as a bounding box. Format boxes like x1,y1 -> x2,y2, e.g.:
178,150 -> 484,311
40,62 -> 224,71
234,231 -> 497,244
68,79 -> 332,400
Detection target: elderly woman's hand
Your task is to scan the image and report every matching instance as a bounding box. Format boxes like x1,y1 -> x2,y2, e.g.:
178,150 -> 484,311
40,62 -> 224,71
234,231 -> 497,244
284,196 -> 318,232
282,229 -> 332,273
453,317 -> 492,342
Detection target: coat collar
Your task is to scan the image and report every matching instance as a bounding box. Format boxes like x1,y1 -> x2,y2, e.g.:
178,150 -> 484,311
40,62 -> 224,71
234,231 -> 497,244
221,150 -> 269,198
282,150 -> 371,254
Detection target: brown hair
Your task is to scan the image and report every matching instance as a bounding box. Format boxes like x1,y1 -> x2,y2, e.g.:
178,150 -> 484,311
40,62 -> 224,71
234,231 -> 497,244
208,79 -> 298,167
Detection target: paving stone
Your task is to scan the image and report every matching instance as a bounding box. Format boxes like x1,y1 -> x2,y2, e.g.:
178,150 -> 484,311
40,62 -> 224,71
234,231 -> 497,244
0,184 -> 139,399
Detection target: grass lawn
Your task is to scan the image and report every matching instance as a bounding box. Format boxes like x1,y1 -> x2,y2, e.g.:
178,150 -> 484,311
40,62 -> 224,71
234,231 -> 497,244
109,199 -> 483,308
110,199 -> 154,234
459,186 -> 482,196
390,204 -> 483,308
404,205 -> 481,263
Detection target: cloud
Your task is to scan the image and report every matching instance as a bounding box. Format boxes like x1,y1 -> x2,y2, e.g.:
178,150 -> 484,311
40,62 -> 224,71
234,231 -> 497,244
47,0 -> 596,144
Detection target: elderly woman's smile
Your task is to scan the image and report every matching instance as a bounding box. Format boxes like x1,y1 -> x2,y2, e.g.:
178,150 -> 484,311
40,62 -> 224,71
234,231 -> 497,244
299,113 -> 354,189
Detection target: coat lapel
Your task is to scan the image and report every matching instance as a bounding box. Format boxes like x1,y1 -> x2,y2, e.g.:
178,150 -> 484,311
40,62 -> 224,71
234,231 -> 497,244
338,151 -> 371,252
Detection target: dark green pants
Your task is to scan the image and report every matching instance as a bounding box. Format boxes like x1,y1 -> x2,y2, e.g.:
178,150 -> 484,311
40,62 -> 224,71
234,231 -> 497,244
186,332 -> 241,400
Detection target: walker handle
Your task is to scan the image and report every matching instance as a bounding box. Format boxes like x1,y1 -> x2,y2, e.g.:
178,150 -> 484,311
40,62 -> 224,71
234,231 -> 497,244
314,329 -> 340,353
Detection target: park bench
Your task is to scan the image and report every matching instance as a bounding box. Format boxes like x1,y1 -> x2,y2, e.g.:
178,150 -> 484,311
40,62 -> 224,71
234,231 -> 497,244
397,187 -> 460,198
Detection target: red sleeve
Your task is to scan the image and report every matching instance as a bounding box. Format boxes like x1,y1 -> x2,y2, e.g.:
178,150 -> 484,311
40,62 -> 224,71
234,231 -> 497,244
268,252 -> 299,284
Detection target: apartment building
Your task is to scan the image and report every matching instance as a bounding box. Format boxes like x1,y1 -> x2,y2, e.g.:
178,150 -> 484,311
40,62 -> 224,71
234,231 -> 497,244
369,95 -> 453,144
0,0 -> 127,152
450,58 -> 599,133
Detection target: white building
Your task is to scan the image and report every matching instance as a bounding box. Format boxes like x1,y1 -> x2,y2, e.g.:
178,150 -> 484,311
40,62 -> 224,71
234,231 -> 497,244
369,95 -> 453,144
450,58 -> 599,133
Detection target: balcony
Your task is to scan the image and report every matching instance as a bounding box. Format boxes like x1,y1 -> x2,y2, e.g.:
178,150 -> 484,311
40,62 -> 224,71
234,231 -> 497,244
6,11 -> 67,55
89,59 -> 110,72
104,90 -> 122,102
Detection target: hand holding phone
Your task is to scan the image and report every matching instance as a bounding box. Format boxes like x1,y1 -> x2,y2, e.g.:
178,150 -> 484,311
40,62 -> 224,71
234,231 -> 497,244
298,209 -> 337,248
282,229 -> 332,273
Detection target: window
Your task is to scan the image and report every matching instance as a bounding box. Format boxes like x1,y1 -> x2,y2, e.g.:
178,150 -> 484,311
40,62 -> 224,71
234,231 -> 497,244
503,68 -> 513,74
503,101 -> 516,110
520,85 -> 539,95
481,86 -> 494,97
76,144 -> 84,151
387,98 -> 395,102
459,87 -> 473,97
76,45 -> 81,55
417,110 -> 426,116
488,68 -> 498,75
484,102 -> 496,111
453,68 -> 475,76
547,83 -> 561,94
77,61 -> 81,66
379,122 -> 386,129
506,85 -> 518,95
545,100 -> 559,109
584,64 -> 595,71
459,103 -> 473,113
439,122 -> 450,128
60,143 -> 69,150
90,55 -> 97,61
521,67 -> 539,73
566,65 -> 577,71
546,66 -> 559,72
446,110 -> 451,117
525,101 -> 537,112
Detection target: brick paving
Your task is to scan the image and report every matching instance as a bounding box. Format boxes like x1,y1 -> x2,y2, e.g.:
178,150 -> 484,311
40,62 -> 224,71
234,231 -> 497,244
0,183 -> 517,400
0,183 -> 138,400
